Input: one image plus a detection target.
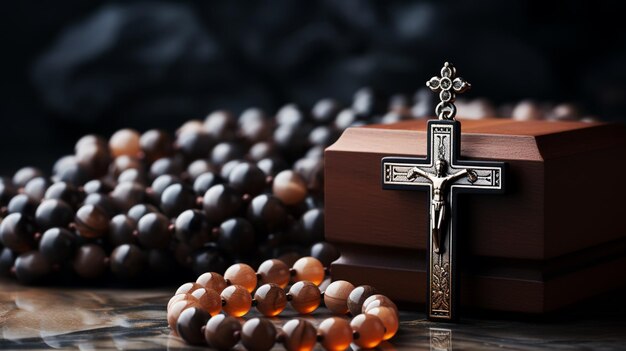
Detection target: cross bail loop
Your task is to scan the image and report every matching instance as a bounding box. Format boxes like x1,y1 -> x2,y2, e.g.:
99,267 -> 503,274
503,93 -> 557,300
426,62 -> 471,120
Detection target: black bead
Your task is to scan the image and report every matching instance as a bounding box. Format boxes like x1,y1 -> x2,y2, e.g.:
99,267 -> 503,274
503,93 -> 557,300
110,182 -> 145,212
273,124 -> 311,161
83,193 -> 117,216
14,251 -> 51,284
247,194 -> 288,235
82,179 -> 113,194
257,157 -> 288,177
175,210 -> 211,250
53,160 -> 90,186
110,244 -> 146,279
217,218 -> 255,256
147,249 -> 177,276
177,131 -> 213,162
193,172 -> 219,196
0,247 -> 16,276
39,227 -> 76,263
149,156 -> 185,180
187,160 -> 214,181
249,142 -> 278,162
12,167 -> 43,188
160,183 -> 196,218
108,214 -> 136,247
192,245 -> 228,275
127,203 -> 159,223
44,182 -> 83,209
177,307 -> 211,345
211,142 -> 244,167
308,126 -> 340,147
137,212 -> 171,249
228,163 -> 267,197
202,184 -> 243,223
219,159 -> 244,180
309,242 -> 340,267
334,109 -> 357,130
7,194 -> 38,217
150,174 -> 182,202
35,199 -> 74,231
276,104 -> 306,126
140,129 -> 173,162
0,178 -> 17,207
73,244 -> 107,279
291,208 -> 324,245
204,110 -> 237,141
312,98 -> 341,124
118,168 -> 147,185
0,213 -> 36,253
23,177 -> 50,202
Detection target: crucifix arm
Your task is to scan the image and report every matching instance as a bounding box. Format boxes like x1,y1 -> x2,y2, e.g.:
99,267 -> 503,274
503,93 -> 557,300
448,168 -> 473,182
407,167 -> 432,181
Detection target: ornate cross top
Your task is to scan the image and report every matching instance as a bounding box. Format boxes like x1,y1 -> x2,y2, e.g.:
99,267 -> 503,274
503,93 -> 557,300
426,62 -> 471,120
381,63 -> 506,321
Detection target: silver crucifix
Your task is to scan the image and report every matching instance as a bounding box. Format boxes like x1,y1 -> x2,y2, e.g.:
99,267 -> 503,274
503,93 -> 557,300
381,62 -> 506,321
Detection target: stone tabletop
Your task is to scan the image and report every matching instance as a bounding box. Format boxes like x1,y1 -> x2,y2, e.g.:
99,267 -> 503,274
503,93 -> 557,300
1,280 -> 625,350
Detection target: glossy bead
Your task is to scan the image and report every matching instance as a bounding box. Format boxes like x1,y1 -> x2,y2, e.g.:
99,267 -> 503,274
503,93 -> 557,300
139,129 -> 172,162
177,120 -> 204,136
83,179 -> 114,194
137,212 -> 171,249
257,157 -> 288,177
293,158 -> 324,192
12,167 -> 43,188
190,288 -> 222,316
257,259 -> 290,288
324,280 -> 355,315
334,109 -> 357,130
195,272 -> 227,294
110,155 -> 141,178
292,256 -> 325,286
272,170 -> 308,205
192,172 -> 219,196
54,159 -> 90,186
281,318 -> 317,351
110,244 -> 146,279
127,203 -> 159,223
0,213 -> 36,253
187,159 -> 214,181
350,314 -> 386,348
292,208 -> 324,245
220,284 -> 252,317
160,183 -> 196,218
167,294 -> 189,311
362,294 -> 398,314
202,184 -> 243,223
218,218 -> 255,256
308,126 -> 340,147
23,177 -> 49,201
309,242 -> 340,268
224,263 -> 257,292
147,249 -> 177,276
365,306 -> 398,340
174,210 -> 211,250
312,98 -> 341,124
254,283 -> 287,317
39,228 -> 76,263
241,318 -> 276,351
347,285 -> 377,316
191,247 -> 227,275
204,110 -> 237,140
110,182 -> 145,212
288,281 -> 321,314
210,142 -> 244,167
175,282 -> 204,295
73,244 -> 107,279
83,193 -> 116,216
204,314 -> 241,350
117,168 -> 146,185
75,204 -> 109,239
240,116 -> 272,144
14,251 -> 51,284
228,163 -> 266,197
247,194 -> 288,234
150,174 -> 182,200
276,104 -> 305,126
0,248 -> 16,276
176,307 -> 211,345
512,100 -> 544,121
318,317 -> 353,351
150,156 -> 185,179
35,199 -> 74,230
108,214 -> 136,246
109,128 -> 141,157
177,131 -> 212,161
167,299 -> 200,329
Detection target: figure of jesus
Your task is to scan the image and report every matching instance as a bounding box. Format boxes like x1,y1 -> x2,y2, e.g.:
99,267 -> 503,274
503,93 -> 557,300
407,160 -> 477,254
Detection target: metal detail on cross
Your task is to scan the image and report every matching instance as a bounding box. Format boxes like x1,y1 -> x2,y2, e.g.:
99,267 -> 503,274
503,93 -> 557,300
381,62 -> 506,321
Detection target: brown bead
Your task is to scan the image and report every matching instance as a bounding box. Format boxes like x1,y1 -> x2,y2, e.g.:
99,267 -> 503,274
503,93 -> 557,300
288,281 -> 321,314
167,293 -> 188,311
110,155 -> 141,178
241,318 -> 277,351
195,272 -> 227,293
257,259 -> 290,288
347,285 -> 377,316
190,288 -> 222,316
176,307 -> 211,345
292,256 -> 325,286
175,282 -> 203,295
281,318 -> 317,351
350,314 -> 385,348
224,263 -> 257,292
362,294 -> 398,315
365,306 -> 398,341
221,285 -> 252,317
272,170 -> 308,205
167,299 -> 199,329
318,317 -> 353,351
140,129 -> 172,162
109,128 -> 141,157
324,280 -> 355,315
204,314 -> 242,350
74,204 -> 109,239
254,283 -> 287,317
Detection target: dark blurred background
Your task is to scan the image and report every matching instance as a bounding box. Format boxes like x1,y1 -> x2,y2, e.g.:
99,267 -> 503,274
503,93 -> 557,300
1,0 -> 625,175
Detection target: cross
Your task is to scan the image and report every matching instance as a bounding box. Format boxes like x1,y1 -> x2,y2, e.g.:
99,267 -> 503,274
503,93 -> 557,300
381,62 -> 506,321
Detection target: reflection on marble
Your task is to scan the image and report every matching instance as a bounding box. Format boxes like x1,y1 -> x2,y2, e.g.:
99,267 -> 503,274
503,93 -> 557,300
0,279 -> 625,350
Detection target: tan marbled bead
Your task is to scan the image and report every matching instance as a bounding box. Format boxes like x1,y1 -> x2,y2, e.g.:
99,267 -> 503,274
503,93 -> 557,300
288,281 -> 321,314
347,285 -> 377,316
195,272 -> 227,293
167,299 -> 200,329
204,314 -> 242,350
257,259 -> 290,288
292,257 -> 325,286
221,285 -> 252,317
254,283 -> 287,317
350,314 -> 386,348
362,294 -> 398,315
324,280 -> 355,315
224,263 -> 258,292
365,306 -> 398,341
318,317 -> 353,351
175,282 -> 203,296
190,288 -> 222,316
272,170 -> 308,205
74,204 -> 109,239
109,128 -> 141,157
281,318 -> 317,351
167,294 -> 188,311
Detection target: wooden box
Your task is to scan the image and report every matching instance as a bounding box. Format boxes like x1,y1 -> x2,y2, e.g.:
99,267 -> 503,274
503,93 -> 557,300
325,118 -> 626,313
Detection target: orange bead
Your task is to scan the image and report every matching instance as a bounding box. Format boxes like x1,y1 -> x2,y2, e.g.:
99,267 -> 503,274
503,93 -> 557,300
190,288 -> 222,316
224,263 -> 258,292
167,299 -> 199,329
323,280 -> 355,315
292,257 -> 325,286
318,317 -> 353,351
254,283 -> 287,317
196,272 -> 228,293
365,307 -> 398,341
272,170 -> 308,205
257,259 -> 290,288
362,294 -> 398,314
288,281 -> 321,314
350,314 -> 386,348
221,285 -> 252,317
175,282 -> 203,295
281,318 -> 317,351
109,128 -> 141,157
167,293 -> 188,311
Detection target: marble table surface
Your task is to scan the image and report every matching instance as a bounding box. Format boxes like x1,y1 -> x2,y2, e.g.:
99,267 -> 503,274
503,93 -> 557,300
1,279 -> 625,351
